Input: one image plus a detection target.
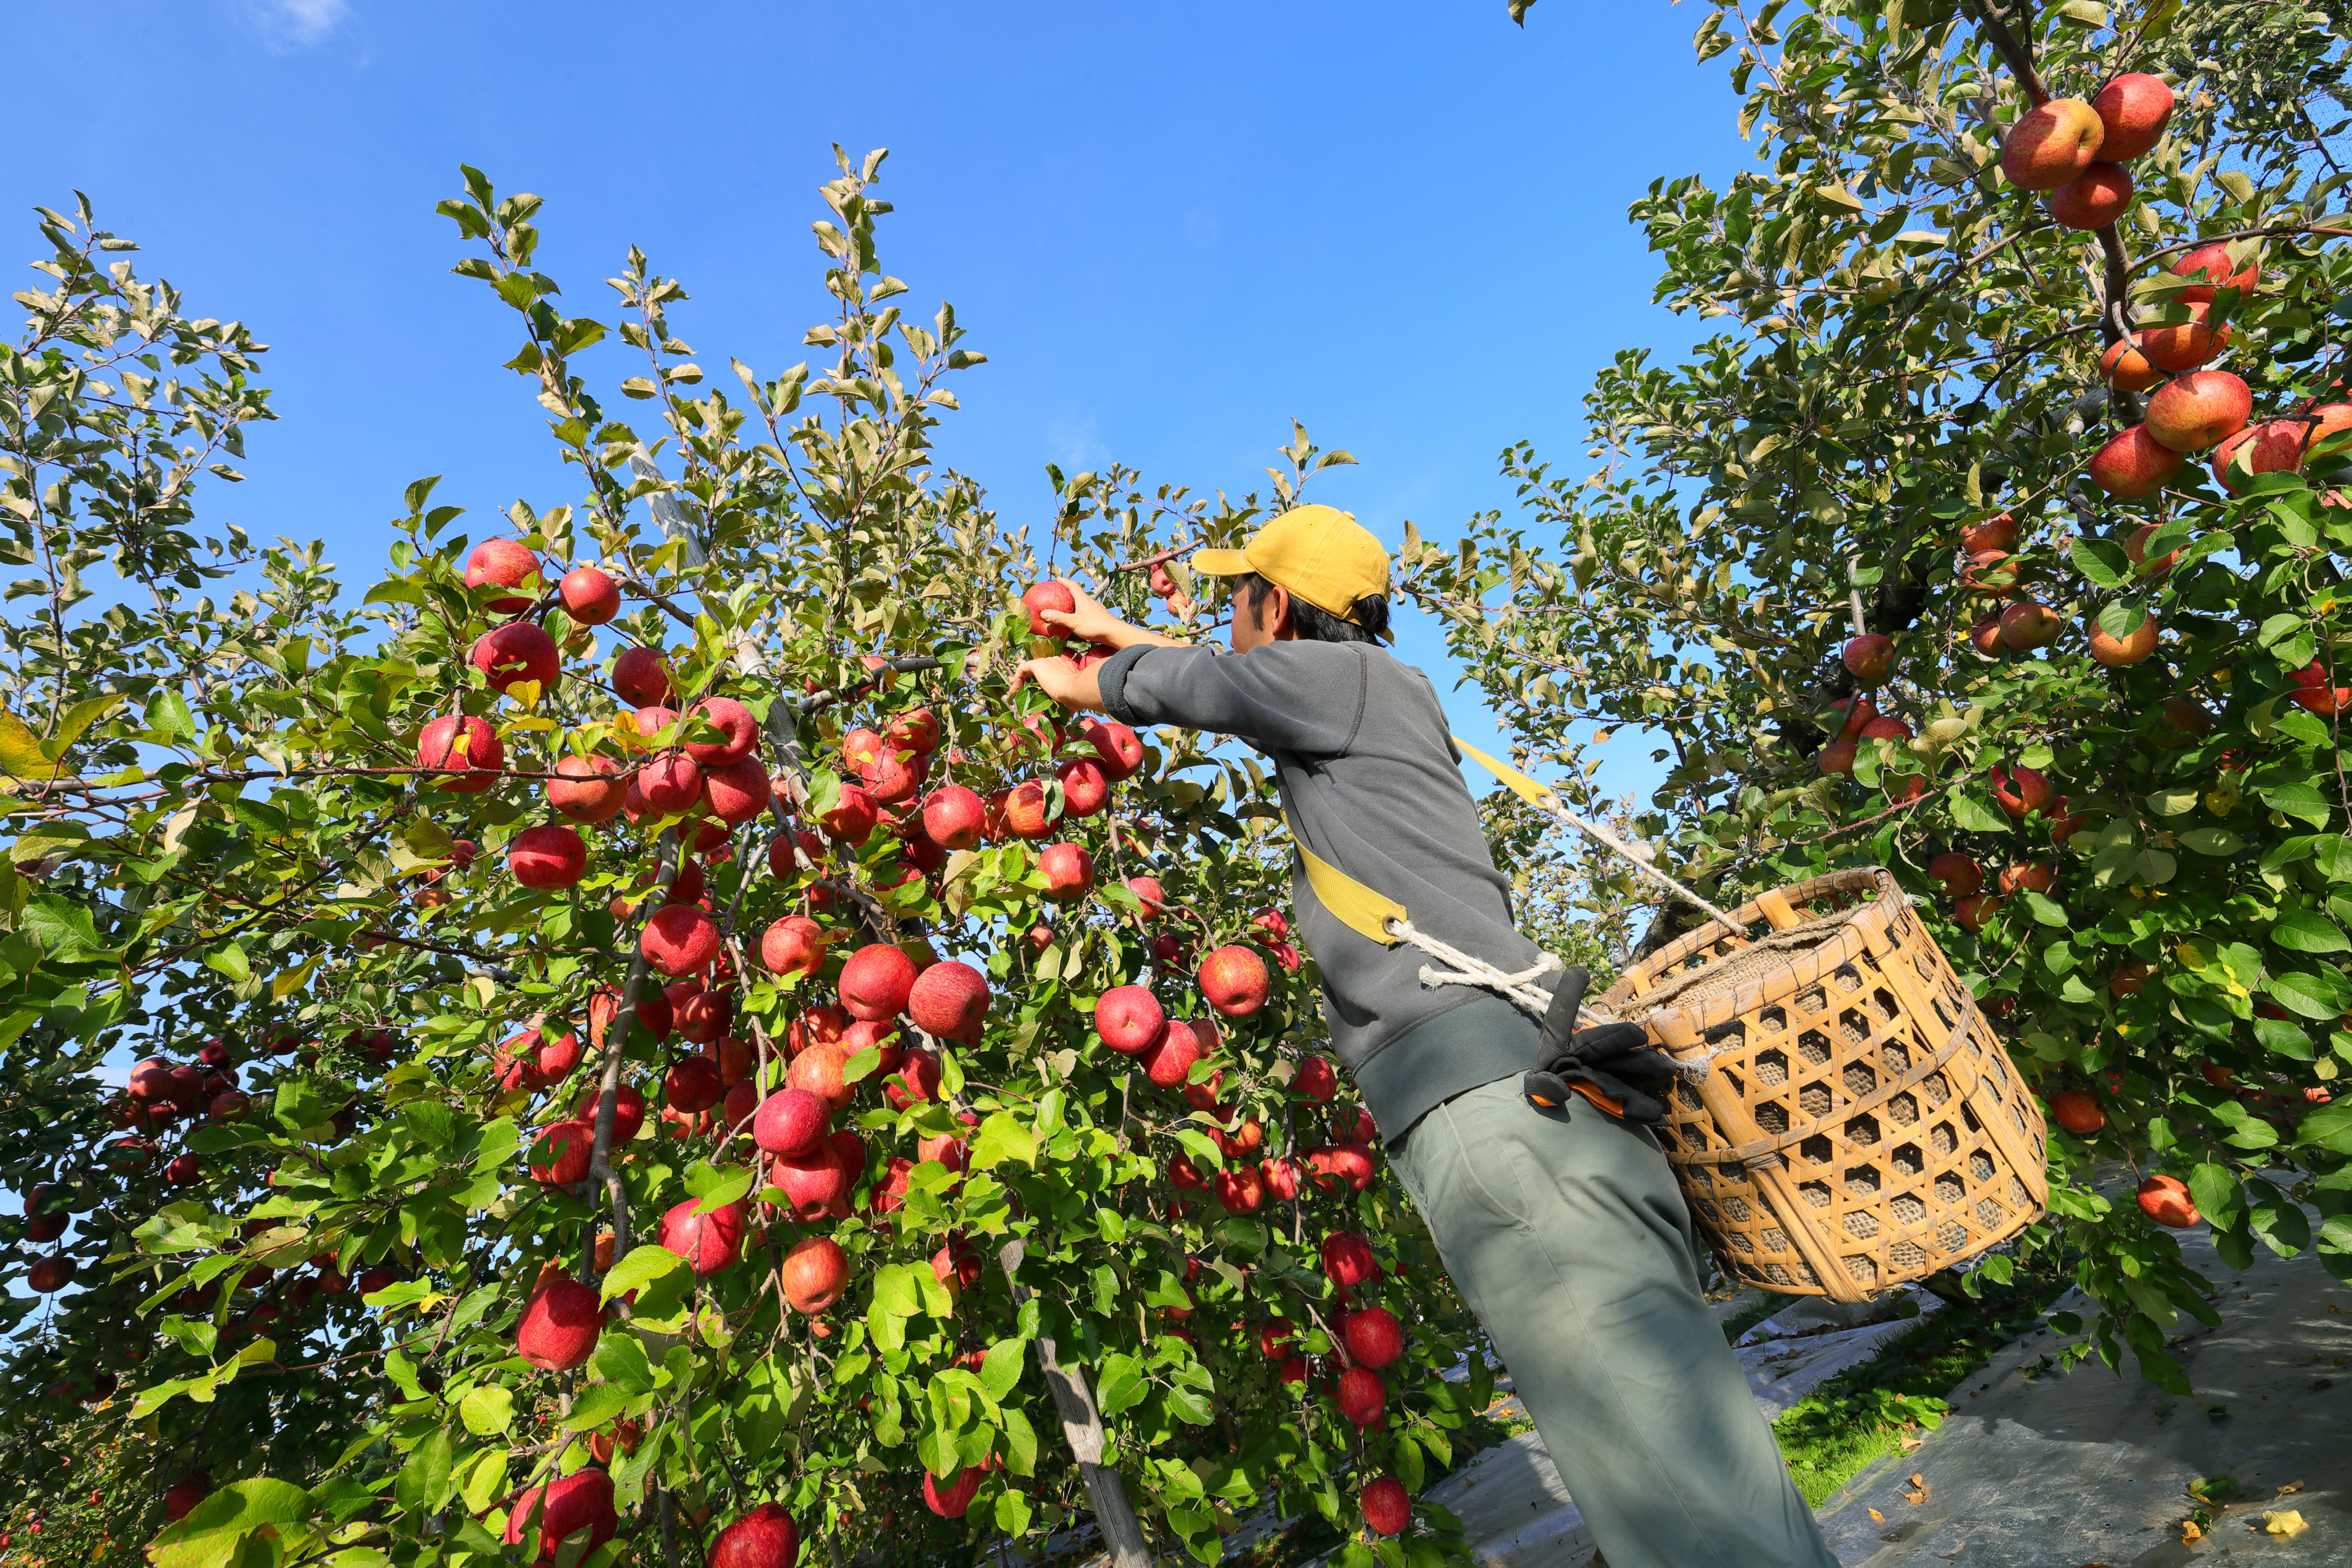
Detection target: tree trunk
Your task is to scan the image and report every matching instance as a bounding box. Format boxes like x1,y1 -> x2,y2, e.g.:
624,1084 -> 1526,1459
996,1240 -> 1152,1568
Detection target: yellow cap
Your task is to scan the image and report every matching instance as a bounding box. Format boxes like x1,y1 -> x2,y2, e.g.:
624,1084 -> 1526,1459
1190,504 -> 1391,634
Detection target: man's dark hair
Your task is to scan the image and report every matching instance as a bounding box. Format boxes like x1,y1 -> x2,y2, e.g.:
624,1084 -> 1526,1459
1234,571 -> 1390,645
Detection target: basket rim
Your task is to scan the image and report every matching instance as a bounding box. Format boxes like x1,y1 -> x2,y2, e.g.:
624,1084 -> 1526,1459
1598,867 -> 1907,1043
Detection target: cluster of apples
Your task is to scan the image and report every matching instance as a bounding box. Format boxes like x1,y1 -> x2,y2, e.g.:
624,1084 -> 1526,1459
2000,73 -> 2172,232
1815,633 -> 1937,802
1918,763 -> 2080,935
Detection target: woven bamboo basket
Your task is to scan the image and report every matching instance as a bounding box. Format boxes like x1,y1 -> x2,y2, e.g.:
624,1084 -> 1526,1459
1596,868 -> 2048,1302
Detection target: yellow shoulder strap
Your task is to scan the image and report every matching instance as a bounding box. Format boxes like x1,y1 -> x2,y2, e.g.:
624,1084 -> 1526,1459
1278,738 -> 1541,949
1450,735 -> 1557,810
1284,816 -> 1408,947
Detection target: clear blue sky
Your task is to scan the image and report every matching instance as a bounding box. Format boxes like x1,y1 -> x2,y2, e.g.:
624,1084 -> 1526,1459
9,0 -> 1748,803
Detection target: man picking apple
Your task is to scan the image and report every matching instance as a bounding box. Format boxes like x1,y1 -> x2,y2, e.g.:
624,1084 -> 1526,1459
1015,504 -> 1835,1568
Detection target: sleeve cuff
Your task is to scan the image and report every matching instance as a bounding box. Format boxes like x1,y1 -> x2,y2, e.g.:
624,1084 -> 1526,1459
1097,643 -> 1153,725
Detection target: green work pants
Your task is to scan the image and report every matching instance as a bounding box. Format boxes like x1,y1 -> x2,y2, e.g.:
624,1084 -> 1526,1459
1390,1077 -> 1835,1568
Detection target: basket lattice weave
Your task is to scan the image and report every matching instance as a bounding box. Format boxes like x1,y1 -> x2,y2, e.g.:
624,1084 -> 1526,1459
1597,868 -> 2048,1302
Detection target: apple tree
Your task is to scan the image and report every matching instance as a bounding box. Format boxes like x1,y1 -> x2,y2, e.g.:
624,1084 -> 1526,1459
1413,0 -> 2352,1389
4,158 -> 1496,1568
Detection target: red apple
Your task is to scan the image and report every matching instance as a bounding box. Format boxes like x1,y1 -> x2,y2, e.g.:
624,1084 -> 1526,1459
885,707 -> 940,756
820,782 -> 877,843
2171,242 -> 2259,302
840,943 -> 917,1020
1816,740 -> 1857,776
787,1043 -> 854,1113
921,786 -> 987,850
1343,1306 -> 1404,1369
2046,1090 -> 2105,1135
1261,1155 -> 1301,1200
2290,659 -> 2352,716
1125,875 -> 1167,917
1840,632 -> 1893,684
761,915 -> 827,977
1198,945 -> 1270,1017
464,539 -> 541,612
2000,98 -> 2104,190
753,1087 -> 829,1157
641,906 -> 720,976
1321,1231 -> 1377,1286
1021,580 -> 1077,636
1038,841 -> 1095,902
1003,779 -> 1053,840
470,622 -> 560,695
2139,302 -> 2227,372
702,756 -> 772,825
923,1467 -> 983,1520
711,1503 -> 800,1568
2145,370 -> 2251,453
1142,1019 -> 1205,1091
573,1084 -> 645,1143
1294,1056 -> 1339,1102
1094,985 -> 1166,1054
558,565 -> 620,624
885,1047 -> 941,1108
1057,757 -> 1109,817
769,1140 -> 851,1220
685,697 -> 758,764
2135,1173 -> 2199,1227
162,1475 -> 213,1524
1925,852 -> 1983,897
1997,600 -> 2061,653
527,1120 -> 595,1186
1215,1165 -> 1266,1215
2088,612 -> 2159,667
2092,73 -> 2173,160
664,1055 -> 723,1114
504,1469 -> 617,1563
672,986 -> 732,1045
2211,419 -> 2305,494
547,755 -> 628,822
780,1239 -> 848,1315
657,1196 -> 745,1275
509,824 -> 588,890
2099,337 -> 2163,392
589,987 -> 672,1048
611,645 -> 673,707
2087,424 -> 2185,498
1952,893 -> 2003,934
1991,764 -> 2054,819
516,1275 -> 603,1371
2047,163 -> 2131,229
1085,719 -> 1144,780
417,714 -> 504,793
1360,1476 -> 1411,1537
908,960 -> 990,1039
1334,1365 -> 1387,1426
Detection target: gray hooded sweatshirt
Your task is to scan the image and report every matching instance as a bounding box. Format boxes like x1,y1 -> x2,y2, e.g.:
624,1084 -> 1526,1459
1098,639 -> 1550,1141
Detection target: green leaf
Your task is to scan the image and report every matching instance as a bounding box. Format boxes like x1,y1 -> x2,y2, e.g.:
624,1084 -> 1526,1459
2298,1100 -> 2352,1154
601,1243 -> 685,1304
1950,793 -> 2009,833
146,689 -> 195,739
2178,827 -> 2243,856
2258,780 -> 2334,828
994,1490 -> 1033,1537
150,1480 -> 317,1568
685,1161 -> 755,1213
1094,1352 -> 1146,1417
2069,536 -> 2130,589
2187,1163 -> 2245,1229
2253,1016 -> 2318,1062
392,1425 -> 456,1515
969,1112 -> 1035,1170
2148,787 -> 2200,818
2269,909 -> 2349,953
979,1337 -> 1026,1402
459,1384 -> 514,1435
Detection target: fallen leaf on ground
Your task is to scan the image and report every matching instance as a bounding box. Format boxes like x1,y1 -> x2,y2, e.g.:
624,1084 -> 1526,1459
1868,1508 -> 1884,1524
2277,1479 -> 2304,1496
2264,1510 -> 2307,1537
1904,1474 -> 1930,1505
2181,1520 -> 2204,1543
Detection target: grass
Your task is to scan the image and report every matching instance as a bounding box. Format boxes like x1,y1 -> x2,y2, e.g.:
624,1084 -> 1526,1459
1772,1255 -> 2079,1508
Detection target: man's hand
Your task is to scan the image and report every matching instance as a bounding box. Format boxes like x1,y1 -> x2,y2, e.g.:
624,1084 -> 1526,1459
1037,583 -> 1188,652
1010,654 -> 1104,713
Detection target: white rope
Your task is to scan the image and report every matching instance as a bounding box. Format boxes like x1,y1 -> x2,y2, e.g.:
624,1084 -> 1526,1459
1384,916 -> 1732,1082
1387,917 -> 1562,1015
